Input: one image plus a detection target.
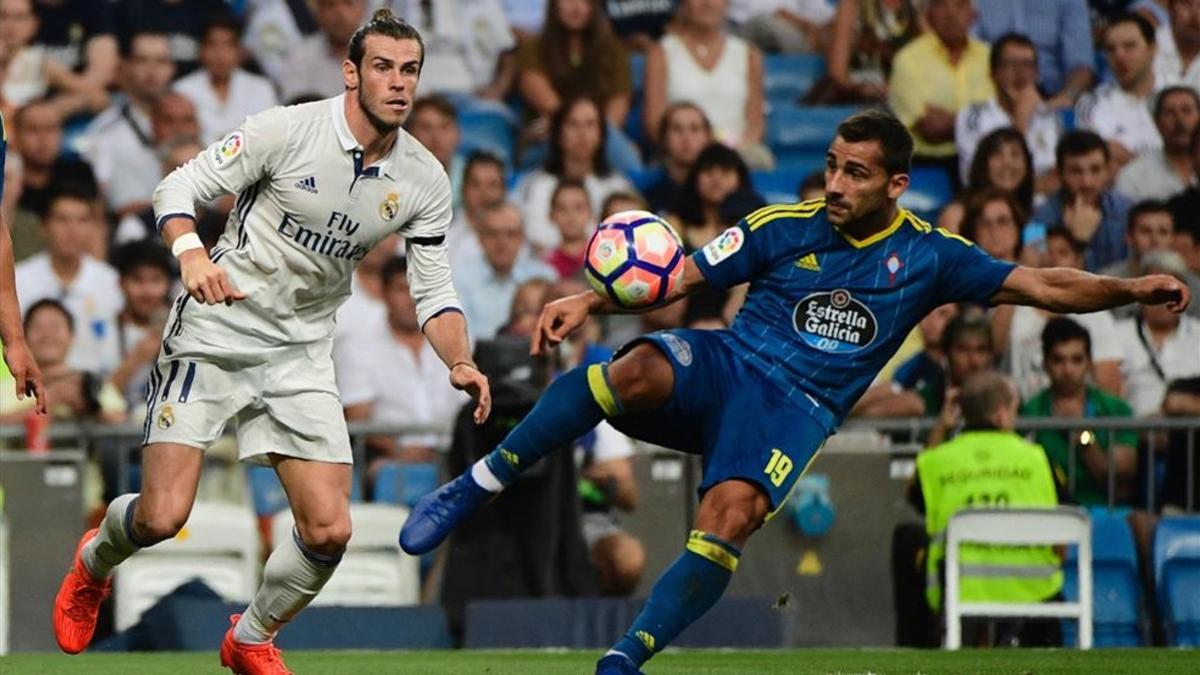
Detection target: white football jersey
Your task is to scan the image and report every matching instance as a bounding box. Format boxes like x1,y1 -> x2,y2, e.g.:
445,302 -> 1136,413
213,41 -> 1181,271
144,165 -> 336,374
1075,82 -> 1163,157
152,95 -> 461,353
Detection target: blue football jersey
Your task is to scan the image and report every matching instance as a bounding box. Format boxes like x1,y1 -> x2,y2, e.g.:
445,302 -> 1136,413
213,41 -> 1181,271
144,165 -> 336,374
693,198 -> 1016,432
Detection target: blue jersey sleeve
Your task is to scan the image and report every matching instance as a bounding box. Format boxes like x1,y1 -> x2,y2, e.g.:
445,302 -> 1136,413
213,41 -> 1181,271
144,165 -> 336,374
931,228 -> 1017,305
692,220 -> 771,290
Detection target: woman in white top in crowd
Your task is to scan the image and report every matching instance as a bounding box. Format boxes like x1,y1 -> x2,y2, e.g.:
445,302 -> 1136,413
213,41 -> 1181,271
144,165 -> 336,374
514,95 -> 633,251
642,0 -> 772,169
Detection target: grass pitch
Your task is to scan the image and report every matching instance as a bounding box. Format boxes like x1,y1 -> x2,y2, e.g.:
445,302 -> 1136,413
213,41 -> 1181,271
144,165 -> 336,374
0,648 -> 1192,674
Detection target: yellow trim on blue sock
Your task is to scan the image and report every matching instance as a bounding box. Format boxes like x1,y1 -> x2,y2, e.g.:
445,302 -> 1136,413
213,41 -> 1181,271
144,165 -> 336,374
686,530 -> 740,572
586,364 -> 621,417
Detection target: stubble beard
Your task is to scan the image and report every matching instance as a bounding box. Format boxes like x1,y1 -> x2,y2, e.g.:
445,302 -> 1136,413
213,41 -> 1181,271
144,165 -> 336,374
358,86 -> 404,135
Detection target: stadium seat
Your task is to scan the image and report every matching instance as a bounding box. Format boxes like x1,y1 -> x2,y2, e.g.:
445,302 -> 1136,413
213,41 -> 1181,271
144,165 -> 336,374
898,165 -> 954,222
114,501 -> 259,631
1153,516 -> 1200,646
766,105 -> 862,160
1062,508 -> 1143,647
272,503 -> 419,607
458,108 -> 516,167
751,158 -> 824,204
764,54 -> 826,104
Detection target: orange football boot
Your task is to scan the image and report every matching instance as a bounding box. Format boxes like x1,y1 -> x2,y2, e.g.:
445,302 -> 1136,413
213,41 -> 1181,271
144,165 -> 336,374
52,528 -> 112,654
220,614 -> 293,675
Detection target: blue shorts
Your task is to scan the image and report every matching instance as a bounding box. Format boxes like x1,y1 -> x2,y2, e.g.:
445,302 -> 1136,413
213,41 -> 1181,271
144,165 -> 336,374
608,329 -> 827,513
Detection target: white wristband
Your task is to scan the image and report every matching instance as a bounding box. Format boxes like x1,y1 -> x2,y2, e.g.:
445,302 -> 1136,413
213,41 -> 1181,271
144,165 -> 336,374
171,232 -> 204,258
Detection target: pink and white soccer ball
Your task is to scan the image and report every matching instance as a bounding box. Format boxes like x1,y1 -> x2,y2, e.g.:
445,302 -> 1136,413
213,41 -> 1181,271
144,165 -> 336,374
584,210 -> 685,309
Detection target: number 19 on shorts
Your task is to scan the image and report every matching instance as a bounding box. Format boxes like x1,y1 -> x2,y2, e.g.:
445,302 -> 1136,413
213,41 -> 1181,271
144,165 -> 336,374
764,448 -> 794,487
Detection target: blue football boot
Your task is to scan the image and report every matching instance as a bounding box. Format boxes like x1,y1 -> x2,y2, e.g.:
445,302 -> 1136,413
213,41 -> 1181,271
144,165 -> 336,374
595,653 -> 645,675
398,472 -> 492,555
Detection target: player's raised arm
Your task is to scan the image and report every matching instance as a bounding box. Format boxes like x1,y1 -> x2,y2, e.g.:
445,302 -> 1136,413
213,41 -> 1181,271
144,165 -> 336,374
153,107 -> 288,305
990,266 -> 1191,314
532,256 -> 708,355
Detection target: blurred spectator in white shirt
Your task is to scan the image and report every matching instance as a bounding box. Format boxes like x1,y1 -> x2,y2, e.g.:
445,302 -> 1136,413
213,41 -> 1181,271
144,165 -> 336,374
1116,85 -> 1199,202
388,0 -> 516,100
339,255 -> 469,473
1153,0 -> 1200,91
454,202 -> 556,340
1076,13 -> 1165,171
279,0 -> 367,102
515,96 -> 632,251
447,151 -> 510,268
728,0 -> 835,54
174,14 -> 278,144
1113,249 -> 1200,415
242,0 -> 316,86
955,33 -> 1061,188
503,0 -> 547,40
334,233 -> 401,373
14,187 -> 123,375
83,30 -> 176,215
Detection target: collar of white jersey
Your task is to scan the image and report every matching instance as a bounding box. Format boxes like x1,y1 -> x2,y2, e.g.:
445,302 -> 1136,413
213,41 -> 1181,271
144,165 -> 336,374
330,94 -> 406,179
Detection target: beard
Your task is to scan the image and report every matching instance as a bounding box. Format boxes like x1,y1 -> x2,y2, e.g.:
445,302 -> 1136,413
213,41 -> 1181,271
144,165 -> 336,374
357,86 -> 404,134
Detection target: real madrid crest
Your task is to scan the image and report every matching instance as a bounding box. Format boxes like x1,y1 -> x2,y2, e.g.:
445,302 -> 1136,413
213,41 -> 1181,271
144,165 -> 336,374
157,404 -> 175,430
379,192 -> 400,221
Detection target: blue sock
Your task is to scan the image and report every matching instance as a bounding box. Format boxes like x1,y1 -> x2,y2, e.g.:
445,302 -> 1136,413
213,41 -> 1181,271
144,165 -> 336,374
610,530 -> 741,666
482,364 -> 622,485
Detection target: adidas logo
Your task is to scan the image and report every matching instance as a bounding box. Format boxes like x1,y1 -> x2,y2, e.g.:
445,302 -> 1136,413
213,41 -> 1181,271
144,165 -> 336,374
295,176 -> 318,193
795,253 -> 820,272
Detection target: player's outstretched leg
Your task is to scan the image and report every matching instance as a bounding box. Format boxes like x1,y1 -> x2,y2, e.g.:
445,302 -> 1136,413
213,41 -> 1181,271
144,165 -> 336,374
53,444 -> 202,654
222,457 -> 349,675
400,345 -> 672,555
597,480 -> 769,675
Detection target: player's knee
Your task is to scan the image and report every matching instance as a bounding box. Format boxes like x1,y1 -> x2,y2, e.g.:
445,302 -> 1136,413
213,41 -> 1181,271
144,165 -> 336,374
697,484 -> 771,545
133,510 -> 188,544
608,345 -> 673,409
295,517 -> 352,557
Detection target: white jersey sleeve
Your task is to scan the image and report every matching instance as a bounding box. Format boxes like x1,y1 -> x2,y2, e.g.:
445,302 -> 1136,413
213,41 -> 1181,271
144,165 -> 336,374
152,106 -> 290,229
401,168 -> 462,327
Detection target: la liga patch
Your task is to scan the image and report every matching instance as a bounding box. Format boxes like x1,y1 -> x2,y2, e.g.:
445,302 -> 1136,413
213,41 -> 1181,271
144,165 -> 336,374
703,226 -> 744,266
213,131 -> 244,166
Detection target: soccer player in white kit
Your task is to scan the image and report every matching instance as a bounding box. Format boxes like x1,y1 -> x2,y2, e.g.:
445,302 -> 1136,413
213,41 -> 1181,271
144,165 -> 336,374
52,11 -> 491,674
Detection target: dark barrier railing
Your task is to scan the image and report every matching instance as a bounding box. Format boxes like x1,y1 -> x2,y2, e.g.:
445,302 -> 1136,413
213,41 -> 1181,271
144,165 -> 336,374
2,416 -> 1197,512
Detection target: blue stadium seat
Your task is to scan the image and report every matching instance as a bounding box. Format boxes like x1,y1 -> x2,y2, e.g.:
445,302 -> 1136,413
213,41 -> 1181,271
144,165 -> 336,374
764,54 -> 826,103
766,105 -> 861,159
751,158 -> 824,205
1062,508 -> 1143,647
1154,516 -> 1200,646
458,108 -> 516,167
247,465 -> 362,517
898,165 -> 954,222
373,461 -> 439,508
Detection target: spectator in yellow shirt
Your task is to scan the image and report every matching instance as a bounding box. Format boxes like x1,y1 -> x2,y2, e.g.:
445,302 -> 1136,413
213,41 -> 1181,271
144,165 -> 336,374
888,0 -> 994,165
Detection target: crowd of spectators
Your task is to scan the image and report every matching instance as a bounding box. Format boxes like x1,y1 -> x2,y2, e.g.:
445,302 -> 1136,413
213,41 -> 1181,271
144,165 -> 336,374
2,1 -> 1200,590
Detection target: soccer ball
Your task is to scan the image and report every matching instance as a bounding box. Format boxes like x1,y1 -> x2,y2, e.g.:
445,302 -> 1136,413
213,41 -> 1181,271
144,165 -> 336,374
584,210 -> 685,309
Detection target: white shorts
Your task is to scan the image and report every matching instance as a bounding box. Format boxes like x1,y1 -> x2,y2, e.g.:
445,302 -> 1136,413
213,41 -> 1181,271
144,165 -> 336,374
142,335 -> 351,466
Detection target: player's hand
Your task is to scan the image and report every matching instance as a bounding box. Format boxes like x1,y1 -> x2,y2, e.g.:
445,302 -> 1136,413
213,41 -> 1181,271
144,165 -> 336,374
179,249 -> 246,306
937,387 -> 961,429
450,363 -> 491,424
3,338 -> 47,415
1132,274 -> 1191,313
531,293 -> 592,356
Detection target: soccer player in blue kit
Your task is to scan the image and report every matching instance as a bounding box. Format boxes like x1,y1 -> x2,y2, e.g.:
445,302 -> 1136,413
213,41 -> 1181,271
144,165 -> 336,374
401,110 -> 1190,674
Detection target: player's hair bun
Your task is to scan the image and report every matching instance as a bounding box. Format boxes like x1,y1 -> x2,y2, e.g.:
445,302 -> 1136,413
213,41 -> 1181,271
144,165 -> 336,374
371,7 -> 397,23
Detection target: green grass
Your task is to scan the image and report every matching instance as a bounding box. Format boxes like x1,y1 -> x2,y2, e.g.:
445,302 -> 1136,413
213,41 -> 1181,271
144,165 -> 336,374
0,648 -> 1193,674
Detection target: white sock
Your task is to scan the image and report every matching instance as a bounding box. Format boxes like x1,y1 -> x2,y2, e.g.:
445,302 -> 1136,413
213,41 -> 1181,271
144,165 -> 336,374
81,493 -> 143,578
470,459 -> 504,493
234,528 -> 340,644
